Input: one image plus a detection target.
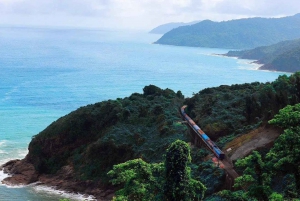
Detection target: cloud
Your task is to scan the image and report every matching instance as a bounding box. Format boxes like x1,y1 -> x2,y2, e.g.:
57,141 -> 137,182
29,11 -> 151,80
0,0 -> 299,29
211,0 -> 300,16
0,0 -> 111,16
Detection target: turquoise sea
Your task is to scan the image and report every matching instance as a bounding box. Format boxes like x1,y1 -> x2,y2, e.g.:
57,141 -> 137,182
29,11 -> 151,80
0,26 -> 288,200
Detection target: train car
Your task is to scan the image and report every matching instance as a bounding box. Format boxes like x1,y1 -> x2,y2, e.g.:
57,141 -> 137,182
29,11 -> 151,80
193,125 -> 200,130
189,119 -> 196,125
198,129 -> 205,134
206,139 -> 215,147
180,105 -> 225,160
184,114 -> 191,120
213,147 -> 225,160
201,134 -> 209,141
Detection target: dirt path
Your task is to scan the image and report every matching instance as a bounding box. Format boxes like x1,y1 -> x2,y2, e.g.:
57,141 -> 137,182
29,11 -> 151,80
225,126 -> 282,161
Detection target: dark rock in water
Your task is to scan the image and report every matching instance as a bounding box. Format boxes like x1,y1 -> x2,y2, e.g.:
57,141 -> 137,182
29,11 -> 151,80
1,159 -> 38,185
1,159 -> 114,200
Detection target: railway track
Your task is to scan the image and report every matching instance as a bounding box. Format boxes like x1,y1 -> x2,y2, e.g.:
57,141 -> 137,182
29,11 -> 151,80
180,105 -> 239,186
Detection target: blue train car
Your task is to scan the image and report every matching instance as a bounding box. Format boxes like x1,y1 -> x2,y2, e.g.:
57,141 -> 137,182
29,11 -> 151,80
201,134 -> 209,141
181,105 -> 225,160
213,147 -> 225,160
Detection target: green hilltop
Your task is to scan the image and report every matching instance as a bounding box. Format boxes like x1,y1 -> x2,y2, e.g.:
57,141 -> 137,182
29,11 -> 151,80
155,14 -> 300,49
21,72 -> 300,200
149,21 -> 200,34
226,38 -> 300,72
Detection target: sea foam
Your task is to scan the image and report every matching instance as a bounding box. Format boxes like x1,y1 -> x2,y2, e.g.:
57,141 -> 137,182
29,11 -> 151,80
0,140 -> 7,147
32,185 -> 97,201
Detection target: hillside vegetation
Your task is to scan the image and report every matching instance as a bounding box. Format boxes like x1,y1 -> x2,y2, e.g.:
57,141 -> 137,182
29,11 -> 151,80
28,86 -> 187,181
155,14 -> 300,49
226,38 -> 300,72
25,73 -> 300,200
149,21 -> 199,34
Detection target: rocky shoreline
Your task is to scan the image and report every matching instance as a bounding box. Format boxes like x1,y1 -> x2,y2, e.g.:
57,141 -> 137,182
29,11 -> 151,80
0,159 -> 114,200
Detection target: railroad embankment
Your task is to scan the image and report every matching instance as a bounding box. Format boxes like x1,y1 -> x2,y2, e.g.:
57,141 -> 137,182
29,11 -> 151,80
224,126 -> 282,161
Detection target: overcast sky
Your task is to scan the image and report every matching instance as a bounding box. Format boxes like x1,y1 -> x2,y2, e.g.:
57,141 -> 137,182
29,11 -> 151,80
0,0 -> 299,30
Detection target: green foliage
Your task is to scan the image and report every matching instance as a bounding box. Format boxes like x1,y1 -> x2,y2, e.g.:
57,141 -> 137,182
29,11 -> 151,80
196,161 -> 225,195
267,127 -> 300,197
184,73 -> 300,142
108,140 -> 206,201
216,190 -> 254,201
267,103 -> 300,198
143,85 -> 163,96
25,73 -> 300,199
268,103 -> 300,128
268,192 -> 284,201
108,159 -> 163,201
269,45 -> 300,72
164,140 -> 190,200
156,14 -> 300,49
222,103 -> 300,200
164,140 -> 206,201
234,151 -> 271,201
226,38 -> 300,72
27,85 -> 187,180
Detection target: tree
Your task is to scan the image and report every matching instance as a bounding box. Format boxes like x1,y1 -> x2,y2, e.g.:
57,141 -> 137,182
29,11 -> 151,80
268,192 -> 284,201
268,103 -> 300,129
108,140 -> 206,201
107,159 -> 164,201
267,103 -> 300,197
217,190 -> 254,201
164,140 -> 206,201
234,151 -> 271,201
267,127 -> 300,197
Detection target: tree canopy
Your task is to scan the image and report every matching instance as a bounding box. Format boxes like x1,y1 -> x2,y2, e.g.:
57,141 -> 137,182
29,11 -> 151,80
108,140 -> 206,201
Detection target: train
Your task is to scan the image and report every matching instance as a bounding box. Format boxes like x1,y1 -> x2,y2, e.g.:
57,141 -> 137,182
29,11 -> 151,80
180,105 -> 225,160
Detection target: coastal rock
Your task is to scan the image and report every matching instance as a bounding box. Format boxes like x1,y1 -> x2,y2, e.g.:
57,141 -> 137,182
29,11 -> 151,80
1,159 -> 38,185
1,161 -> 114,200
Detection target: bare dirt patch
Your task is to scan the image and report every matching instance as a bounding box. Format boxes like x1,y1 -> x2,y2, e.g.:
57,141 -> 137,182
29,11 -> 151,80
224,126 -> 282,161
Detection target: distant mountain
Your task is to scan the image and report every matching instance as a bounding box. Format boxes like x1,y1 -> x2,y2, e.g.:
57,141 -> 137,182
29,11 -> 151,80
155,14 -> 300,49
149,21 -> 199,34
225,38 -> 300,72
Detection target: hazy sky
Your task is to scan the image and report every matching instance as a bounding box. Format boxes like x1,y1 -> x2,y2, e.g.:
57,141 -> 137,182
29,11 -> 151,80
0,0 -> 299,30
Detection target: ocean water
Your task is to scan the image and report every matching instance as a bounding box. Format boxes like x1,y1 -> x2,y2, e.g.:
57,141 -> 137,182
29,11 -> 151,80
0,26 -> 288,200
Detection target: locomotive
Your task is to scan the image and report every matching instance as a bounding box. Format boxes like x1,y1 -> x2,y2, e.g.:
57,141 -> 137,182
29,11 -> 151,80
181,105 -> 225,160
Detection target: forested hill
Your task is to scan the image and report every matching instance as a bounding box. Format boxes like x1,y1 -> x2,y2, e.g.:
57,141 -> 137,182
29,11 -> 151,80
155,13 -> 300,49
225,38 -> 300,72
149,21 -> 199,34
5,73 -> 300,200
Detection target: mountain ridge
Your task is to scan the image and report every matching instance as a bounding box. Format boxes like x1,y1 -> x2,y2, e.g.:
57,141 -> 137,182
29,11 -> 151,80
149,21 -> 200,34
155,14 -> 300,49
225,38 -> 300,72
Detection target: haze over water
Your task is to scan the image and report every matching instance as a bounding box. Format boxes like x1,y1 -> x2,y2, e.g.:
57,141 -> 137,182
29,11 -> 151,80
0,26 -> 287,200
